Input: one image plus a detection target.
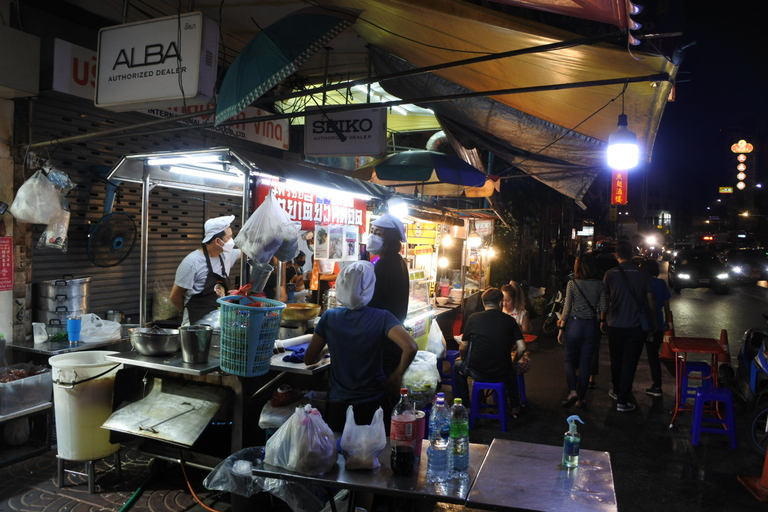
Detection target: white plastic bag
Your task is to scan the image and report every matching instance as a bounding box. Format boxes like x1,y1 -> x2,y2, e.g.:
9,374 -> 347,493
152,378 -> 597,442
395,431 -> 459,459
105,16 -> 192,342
9,170 -> 62,224
79,313 -> 122,343
425,319 -> 446,359
403,351 -> 441,409
236,192 -> 300,263
264,404 -> 337,475
340,406 -> 386,470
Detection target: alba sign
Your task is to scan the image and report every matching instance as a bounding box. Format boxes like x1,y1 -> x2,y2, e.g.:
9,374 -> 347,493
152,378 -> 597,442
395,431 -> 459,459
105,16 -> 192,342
95,12 -> 218,111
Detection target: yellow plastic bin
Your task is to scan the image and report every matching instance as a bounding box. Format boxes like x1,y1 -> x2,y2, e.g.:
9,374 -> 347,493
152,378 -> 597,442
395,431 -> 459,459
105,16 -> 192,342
49,351 -> 122,461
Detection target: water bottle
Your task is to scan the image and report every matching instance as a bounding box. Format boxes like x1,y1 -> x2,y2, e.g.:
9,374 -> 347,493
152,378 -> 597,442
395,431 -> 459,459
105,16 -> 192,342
450,397 -> 470,478
390,387 -> 417,475
427,392 -> 451,482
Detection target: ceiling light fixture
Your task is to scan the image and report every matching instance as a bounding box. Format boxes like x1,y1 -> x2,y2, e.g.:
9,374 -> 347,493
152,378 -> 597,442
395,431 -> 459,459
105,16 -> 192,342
607,87 -> 639,170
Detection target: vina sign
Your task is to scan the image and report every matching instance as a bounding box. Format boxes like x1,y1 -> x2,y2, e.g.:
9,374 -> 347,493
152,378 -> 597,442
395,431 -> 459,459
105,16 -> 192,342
95,12 -> 218,111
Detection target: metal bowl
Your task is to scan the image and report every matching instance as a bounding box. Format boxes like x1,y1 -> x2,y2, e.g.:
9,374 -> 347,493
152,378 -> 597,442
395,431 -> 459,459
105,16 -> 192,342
282,303 -> 321,322
129,326 -> 180,356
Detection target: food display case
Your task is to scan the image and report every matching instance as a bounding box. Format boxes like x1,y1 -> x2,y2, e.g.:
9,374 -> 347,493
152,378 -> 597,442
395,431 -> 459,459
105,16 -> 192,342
405,269 -> 433,349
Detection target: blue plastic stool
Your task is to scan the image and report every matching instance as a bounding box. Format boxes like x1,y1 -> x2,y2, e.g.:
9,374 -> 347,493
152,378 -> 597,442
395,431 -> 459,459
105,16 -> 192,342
438,350 -> 460,391
691,387 -> 737,449
518,373 -> 527,406
681,361 -> 713,402
469,381 -> 508,432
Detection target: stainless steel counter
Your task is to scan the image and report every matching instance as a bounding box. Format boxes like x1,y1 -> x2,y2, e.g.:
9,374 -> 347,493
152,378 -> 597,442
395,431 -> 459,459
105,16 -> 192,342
466,438 -> 617,512
104,351 -> 221,376
253,440 -> 488,504
9,337 -> 130,356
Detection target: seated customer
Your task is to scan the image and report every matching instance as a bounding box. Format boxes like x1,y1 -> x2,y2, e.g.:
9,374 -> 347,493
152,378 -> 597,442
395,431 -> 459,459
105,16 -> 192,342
454,287 -> 527,415
304,260 -> 417,433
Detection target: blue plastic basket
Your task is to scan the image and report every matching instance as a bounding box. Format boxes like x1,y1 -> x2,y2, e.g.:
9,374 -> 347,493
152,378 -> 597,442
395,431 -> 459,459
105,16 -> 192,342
217,295 -> 286,377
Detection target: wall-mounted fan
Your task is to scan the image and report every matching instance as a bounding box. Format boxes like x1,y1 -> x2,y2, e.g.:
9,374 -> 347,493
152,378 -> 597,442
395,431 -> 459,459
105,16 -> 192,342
87,167 -> 137,267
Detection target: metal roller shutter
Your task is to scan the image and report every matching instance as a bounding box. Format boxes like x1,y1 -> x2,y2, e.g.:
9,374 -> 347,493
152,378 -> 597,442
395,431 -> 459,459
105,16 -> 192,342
29,93 -> 246,322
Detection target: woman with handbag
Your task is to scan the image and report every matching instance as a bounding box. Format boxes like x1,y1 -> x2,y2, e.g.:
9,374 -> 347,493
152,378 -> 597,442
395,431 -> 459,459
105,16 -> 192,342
557,253 -> 607,408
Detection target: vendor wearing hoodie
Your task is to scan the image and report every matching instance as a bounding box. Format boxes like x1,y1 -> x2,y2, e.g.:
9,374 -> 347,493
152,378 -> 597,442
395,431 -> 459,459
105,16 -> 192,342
305,260 -> 417,433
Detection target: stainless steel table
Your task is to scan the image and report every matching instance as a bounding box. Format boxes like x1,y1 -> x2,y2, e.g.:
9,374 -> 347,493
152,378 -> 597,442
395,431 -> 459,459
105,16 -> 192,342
105,351 -> 221,376
466,439 -> 617,512
9,337 -> 129,356
252,441 -> 489,505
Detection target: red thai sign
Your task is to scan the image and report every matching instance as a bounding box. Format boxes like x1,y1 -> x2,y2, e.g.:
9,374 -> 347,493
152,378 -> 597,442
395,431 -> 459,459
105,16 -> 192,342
611,170 -> 628,205
0,237 -> 13,292
255,180 -> 368,233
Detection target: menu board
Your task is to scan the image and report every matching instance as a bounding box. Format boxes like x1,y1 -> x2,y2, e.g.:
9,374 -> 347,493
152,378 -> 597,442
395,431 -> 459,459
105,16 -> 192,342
0,237 -> 12,291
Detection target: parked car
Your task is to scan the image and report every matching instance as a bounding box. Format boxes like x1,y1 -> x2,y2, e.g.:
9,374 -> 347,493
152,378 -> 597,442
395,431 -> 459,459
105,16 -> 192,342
723,248 -> 768,283
667,249 -> 730,294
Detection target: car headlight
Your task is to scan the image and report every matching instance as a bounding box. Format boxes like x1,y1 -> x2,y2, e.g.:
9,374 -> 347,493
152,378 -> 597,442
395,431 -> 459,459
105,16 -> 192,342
717,273 -> 729,280
732,266 -> 743,274
678,273 -> 691,280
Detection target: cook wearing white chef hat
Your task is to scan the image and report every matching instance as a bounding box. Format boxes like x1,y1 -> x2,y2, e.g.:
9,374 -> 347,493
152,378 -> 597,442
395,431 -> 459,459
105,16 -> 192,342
336,261 -> 376,310
170,215 -> 241,326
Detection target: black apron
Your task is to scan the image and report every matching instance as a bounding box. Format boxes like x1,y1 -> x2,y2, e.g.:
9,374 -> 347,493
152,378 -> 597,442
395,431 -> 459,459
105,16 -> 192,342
185,245 -> 230,325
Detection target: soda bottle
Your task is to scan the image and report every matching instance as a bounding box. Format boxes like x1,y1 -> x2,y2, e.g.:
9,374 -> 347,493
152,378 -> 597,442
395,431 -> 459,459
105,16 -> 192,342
450,397 -> 470,477
390,387 -> 417,475
427,392 -> 451,482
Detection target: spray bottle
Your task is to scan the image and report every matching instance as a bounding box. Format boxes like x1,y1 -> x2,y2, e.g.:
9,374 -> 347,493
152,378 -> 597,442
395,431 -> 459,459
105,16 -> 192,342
562,415 -> 584,468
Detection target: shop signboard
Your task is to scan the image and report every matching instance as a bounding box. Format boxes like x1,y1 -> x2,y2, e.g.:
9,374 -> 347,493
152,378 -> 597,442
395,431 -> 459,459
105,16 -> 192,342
304,108 -> 387,157
95,12 -> 218,110
611,170 -> 628,205
255,179 -> 368,234
0,237 -> 12,292
53,38 -> 288,150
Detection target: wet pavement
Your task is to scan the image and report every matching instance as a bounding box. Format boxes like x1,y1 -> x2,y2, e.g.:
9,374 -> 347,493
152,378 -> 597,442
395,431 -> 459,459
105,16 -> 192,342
1,316 -> 766,512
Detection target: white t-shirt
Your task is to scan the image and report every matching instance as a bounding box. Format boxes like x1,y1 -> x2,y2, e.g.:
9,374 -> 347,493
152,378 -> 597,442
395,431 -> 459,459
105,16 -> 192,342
174,248 -> 241,324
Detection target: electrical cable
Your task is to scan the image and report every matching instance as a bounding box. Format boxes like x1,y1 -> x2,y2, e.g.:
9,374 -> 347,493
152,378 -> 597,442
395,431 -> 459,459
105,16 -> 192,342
179,449 -> 220,512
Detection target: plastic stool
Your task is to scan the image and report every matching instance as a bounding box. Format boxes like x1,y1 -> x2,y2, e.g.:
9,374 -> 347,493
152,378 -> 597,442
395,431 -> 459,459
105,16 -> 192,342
691,387 -> 737,449
469,381 -> 508,432
518,373 -> 527,406
439,350 -> 460,391
681,361 -> 713,402
57,451 -> 122,494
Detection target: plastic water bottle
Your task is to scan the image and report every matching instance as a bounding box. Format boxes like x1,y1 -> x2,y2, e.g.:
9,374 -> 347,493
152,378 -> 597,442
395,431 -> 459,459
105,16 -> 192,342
450,397 -> 469,478
390,387 -> 417,475
427,392 -> 452,482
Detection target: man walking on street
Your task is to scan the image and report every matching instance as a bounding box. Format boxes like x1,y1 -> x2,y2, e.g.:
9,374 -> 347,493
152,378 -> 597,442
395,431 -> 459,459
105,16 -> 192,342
601,241 -> 656,412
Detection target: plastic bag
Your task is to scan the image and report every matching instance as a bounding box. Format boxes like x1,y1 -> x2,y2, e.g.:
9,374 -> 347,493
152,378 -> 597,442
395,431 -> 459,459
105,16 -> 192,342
340,406 -> 386,470
9,170 -> 63,224
264,404 -> 337,475
152,279 -> 179,321
79,313 -> 122,343
425,318 -> 446,359
37,206 -> 71,252
402,351 -> 440,410
236,192 -> 300,263
258,397 -> 309,429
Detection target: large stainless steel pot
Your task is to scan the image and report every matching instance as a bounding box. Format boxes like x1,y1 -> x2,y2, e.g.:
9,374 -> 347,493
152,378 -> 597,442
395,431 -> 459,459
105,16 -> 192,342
34,276 -> 91,299
129,326 -> 180,356
36,294 -> 89,312
33,306 -> 87,324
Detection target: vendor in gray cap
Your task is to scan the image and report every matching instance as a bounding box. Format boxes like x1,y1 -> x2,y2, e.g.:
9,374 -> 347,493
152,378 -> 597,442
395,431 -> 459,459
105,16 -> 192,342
170,215 -> 241,325
367,213 -> 410,381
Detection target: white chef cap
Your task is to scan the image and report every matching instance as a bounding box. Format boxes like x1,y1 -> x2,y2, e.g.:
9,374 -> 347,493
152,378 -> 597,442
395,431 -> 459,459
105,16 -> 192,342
371,213 -> 406,242
336,260 -> 376,310
202,215 -> 235,243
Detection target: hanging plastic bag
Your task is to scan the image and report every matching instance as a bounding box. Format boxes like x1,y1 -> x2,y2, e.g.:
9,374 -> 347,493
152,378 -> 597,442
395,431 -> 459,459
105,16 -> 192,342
235,192 -> 300,263
37,201 -> 71,252
9,170 -> 62,224
425,318 -> 446,359
152,279 -> 179,321
340,406 -> 386,470
264,404 -> 337,475
402,351 -> 441,410
79,313 -> 122,343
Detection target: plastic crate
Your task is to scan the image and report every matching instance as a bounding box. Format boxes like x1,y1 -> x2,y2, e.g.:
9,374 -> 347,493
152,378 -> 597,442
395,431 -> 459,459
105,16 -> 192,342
217,295 -> 285,377
0,364 -> 53,416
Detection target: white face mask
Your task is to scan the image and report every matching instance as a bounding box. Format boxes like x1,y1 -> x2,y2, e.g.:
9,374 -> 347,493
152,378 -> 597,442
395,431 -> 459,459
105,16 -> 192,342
367,234 -> 384,255
221,238 -> 235,253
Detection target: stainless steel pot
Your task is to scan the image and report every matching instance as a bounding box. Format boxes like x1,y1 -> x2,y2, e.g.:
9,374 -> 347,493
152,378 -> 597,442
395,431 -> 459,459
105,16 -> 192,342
34,276 -> 91,299
33,306 -> 87,324
106,310 -> 124,323
35,294 -> 89,312
129,326 -> 180,356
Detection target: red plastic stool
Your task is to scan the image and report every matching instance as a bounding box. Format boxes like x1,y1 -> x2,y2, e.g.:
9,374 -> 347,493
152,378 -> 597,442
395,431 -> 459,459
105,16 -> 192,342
692,387 -> 736,449
469,381 -> 508,432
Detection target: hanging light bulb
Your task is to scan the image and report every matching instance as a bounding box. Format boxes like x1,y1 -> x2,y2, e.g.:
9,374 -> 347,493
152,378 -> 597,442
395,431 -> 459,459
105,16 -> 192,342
607,88 -> 640,170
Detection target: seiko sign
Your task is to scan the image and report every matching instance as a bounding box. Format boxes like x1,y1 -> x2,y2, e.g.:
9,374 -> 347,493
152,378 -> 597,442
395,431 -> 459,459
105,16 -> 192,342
304,108 -> 387,157
95,12 -> 218,111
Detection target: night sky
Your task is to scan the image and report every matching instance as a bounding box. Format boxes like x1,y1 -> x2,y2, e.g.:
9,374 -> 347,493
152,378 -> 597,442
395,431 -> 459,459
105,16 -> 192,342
651,1 -> 768,213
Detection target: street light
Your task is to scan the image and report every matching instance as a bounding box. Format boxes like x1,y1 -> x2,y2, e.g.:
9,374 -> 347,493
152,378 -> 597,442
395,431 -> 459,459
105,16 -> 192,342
606,89 -> 639,170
